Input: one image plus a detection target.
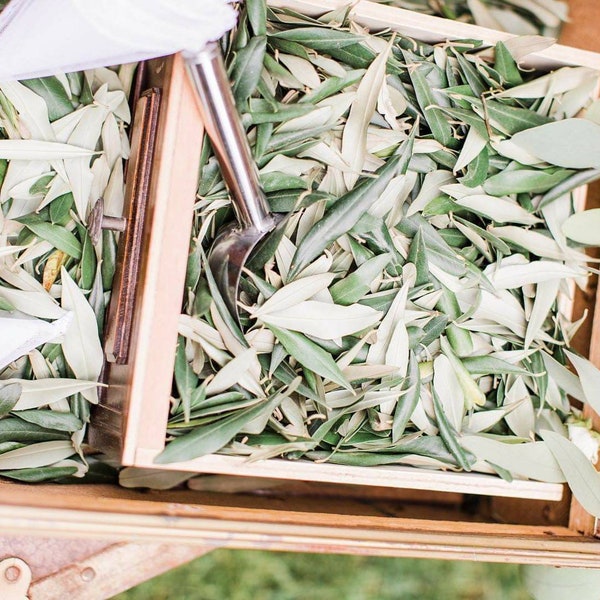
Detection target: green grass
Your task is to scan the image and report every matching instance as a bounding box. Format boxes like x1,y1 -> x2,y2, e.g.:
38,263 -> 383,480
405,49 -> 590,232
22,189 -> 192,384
114,550 -> 531,600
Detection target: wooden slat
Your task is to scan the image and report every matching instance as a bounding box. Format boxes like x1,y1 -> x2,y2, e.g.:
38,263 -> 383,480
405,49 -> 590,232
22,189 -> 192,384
133,450 -> 564,501
0,503 -> 598,568
30,543 -> 213,600
88,53 -> 204,462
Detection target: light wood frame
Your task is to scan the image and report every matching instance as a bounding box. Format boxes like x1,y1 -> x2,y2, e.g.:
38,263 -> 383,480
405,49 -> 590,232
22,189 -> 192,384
88,0 -> 600,504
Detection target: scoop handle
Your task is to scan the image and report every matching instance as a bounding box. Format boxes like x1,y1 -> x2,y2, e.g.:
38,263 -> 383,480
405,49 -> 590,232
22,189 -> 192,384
185,42 -> 273,232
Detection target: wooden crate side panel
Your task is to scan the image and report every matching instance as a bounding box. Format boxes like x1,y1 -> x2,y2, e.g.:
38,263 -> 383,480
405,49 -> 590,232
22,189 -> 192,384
119,0 -> 600,508
88,53 -> 204,463
0,503 -> 598,568
133,450 -> 563,501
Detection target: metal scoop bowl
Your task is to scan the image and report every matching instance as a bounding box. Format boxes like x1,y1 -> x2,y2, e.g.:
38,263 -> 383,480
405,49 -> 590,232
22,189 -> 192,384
186,43 -> 280,321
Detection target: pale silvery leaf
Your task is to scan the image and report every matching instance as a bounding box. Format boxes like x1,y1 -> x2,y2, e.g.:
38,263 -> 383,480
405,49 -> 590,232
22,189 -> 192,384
28,349 -> 69,412
259,301 -> 382,340
564,350 -> 600,416
0,81 -> 55,141
253,273 -> 335,317
488,7 -> 537,35
433,354 -> 464,431
502,35 -> 556,61
60,267 -> 104,402
367,281 -> 409,365
119,467 -> 194,490
36,174 -> 70,211
385,172 -> 419,227
278,54 -> 321,89
341,40 -> 392,188
178,314 -> 226,350
495,67 -> 598,99
52,107 -> 90,143
466,0 -> 503,30
540,430 -> 600,517
0,311 -> 73,372
101,112 -> 124,169
541,351 -> 586,403
509,119 -> 600,169
385,319 -> 409,377
90,154 -> 111,205
0,140 -> 95,160
210,303 -> 248,359
484,260 -> 585,290
52,458 -> 87,477
64,157 -> 94,222
260,155 -> 320,176
440,337 -> 486,408
454,219 -> 491,261
562,209 -> 600,245
453,194 -> 542,225
0,261 -> 47,293
103,159 -> 125,217
9,378 -> 100,410
489,226 -> 589,262
0,245 -> 25,258
491,138 -> 542,165
411,390 -> 438,436
552,77 -> 598,120
464,407 -> 514,434
0,160 -> 50,203
274,235 -> 296,282
309,54 -> 347,77
453,127 -> 487,174
0,441 -> 74,470
65,104 -> 110,219
461,435 -> 565,483
205,348 -> 262,397
245,328 -> 276,354
504,377 -> 535,439
525,279 -> 560,349
15,241 -> 54,266
406,170 -> 455,217
378,82 -> 407,129
342,364 -> 399,382
299,141 -> 351,172
0,287 -> 65,319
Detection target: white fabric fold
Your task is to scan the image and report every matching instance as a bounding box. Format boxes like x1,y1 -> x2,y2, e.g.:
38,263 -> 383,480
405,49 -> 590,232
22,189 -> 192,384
0,0 -> 237,81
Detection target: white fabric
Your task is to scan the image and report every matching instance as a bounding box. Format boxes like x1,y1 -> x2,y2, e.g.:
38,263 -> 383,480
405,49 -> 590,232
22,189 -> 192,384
0,0 -> 237,81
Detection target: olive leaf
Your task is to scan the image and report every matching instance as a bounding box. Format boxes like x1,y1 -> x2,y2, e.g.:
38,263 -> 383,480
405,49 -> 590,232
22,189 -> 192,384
540,430 -> 600,517
562,208 -> 600,245
288,141 -> 409,279
509,119 -> 600,169
155,383 -> 298,464
0,383 -> 21,417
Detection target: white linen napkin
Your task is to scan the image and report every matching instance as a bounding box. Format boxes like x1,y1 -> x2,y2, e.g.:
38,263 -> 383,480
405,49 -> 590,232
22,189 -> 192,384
0,0 -> 237,81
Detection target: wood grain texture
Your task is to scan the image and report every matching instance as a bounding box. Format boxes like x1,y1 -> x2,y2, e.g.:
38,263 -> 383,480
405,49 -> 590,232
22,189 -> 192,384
29,542 -> 213,600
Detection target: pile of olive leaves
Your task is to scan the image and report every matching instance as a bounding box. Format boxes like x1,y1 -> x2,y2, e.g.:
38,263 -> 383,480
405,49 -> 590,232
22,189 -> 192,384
149,2 -> 600,516
0,67 -> 133,482
373,0 -> 568,37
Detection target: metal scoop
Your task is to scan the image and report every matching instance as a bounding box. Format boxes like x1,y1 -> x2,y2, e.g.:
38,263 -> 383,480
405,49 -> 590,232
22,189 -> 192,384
186,43 -> 279,321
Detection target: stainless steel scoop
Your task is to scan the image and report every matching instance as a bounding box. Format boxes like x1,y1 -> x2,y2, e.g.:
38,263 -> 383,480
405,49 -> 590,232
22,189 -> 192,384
186,42 -> 279,321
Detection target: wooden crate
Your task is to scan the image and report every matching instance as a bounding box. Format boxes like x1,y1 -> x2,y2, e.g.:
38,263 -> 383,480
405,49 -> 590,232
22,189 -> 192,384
3,0 -> 600,584
90,0 -> 600,501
